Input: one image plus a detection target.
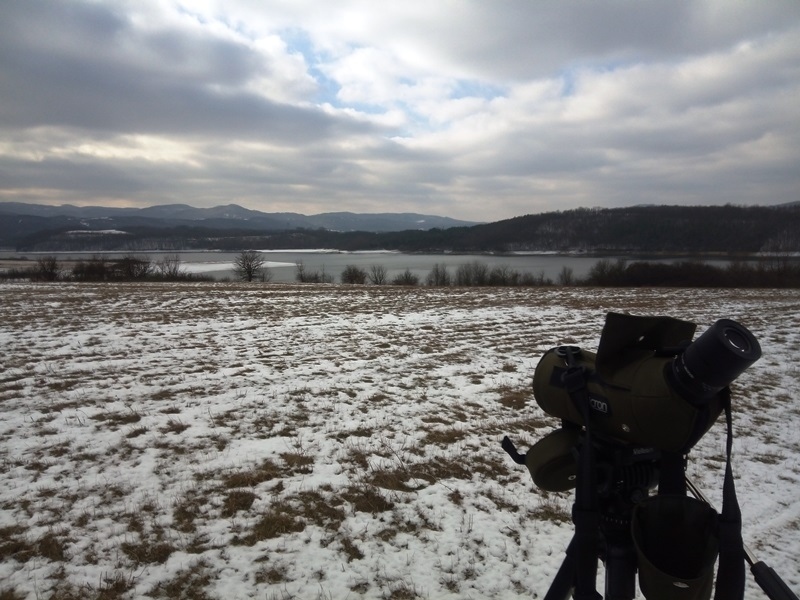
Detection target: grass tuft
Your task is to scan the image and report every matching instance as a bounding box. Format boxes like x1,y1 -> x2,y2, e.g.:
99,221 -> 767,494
223,459 -> 282,488
221,490 -> 257,517
161,418 -> 190,434
148,560 -> 215,599
121,540 -> 175,564
236,502 -> 306,545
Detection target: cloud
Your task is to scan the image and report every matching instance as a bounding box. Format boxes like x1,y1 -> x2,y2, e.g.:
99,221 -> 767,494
0,0 -> 798,221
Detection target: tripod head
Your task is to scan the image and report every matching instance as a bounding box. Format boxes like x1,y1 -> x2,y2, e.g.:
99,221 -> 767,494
525,427 -> 660,501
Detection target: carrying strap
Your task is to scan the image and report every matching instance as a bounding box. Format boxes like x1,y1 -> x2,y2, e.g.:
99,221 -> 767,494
714,388 -> 745,600
665,388 -> 745,599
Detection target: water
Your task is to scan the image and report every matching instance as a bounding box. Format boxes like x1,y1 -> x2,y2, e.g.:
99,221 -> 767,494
1,249 -> 768,283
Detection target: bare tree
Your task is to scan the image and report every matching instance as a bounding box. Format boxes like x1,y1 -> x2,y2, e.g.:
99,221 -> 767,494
156,254 -> 185,279
295,261 -> 308,282
455,261 -> 489,286
117,255 -> 152,279
368,264 -> 388,285
34,256 -> 61,281
558,266 -> 575,286
489,265 -> 516,286
72,256 -> 108,281
235,250 -> 267,282
426,263 -> 451,286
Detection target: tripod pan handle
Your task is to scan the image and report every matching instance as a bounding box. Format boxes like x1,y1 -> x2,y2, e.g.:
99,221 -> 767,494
751,561 -> 799,600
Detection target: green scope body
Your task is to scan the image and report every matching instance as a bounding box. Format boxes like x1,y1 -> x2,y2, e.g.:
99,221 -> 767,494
533,348 -> 722,453
532,316 -> 761,453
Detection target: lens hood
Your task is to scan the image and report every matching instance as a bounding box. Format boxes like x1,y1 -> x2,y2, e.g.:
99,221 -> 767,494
525,427 -> 580,492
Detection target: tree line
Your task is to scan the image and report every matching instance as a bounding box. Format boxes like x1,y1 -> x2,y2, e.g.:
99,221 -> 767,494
333,258 -> 800,288
234,250 -> 800,287
4,251 -> 799,287
0,255 -> 212,282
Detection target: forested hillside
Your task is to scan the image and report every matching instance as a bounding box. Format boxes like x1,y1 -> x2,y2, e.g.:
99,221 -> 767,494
6,204 -> 800,254
399,205 -> 800,254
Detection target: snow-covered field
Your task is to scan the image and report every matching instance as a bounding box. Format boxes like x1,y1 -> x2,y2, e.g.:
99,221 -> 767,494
1,282 -> 798,599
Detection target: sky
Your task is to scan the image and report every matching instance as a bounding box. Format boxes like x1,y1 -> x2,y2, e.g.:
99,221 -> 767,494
0,1 -> 798,222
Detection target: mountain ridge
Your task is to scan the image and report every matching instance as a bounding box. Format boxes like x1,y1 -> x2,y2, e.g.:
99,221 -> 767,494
0,202 -> 481,249
0,202 -> 478,231
2,202 -> 799,254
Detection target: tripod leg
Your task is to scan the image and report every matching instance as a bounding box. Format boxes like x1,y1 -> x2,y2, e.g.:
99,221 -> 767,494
544,537 -> 576,600
544,536 -> 605,600
603,532 -> 637,600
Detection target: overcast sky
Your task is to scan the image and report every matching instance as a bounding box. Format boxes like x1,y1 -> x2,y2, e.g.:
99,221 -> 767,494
1,1 -> 798,222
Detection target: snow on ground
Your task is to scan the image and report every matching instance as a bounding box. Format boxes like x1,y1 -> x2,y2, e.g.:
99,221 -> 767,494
0,283 -> 798,599
180,260 -> 295,274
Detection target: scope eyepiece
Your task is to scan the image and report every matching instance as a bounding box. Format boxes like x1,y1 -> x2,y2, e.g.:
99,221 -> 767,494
669,319 -> 761,401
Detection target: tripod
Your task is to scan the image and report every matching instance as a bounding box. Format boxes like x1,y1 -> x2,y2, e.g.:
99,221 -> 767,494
538,436 -> 799,600
533,347 -> 798,600
543,438 -> 659,600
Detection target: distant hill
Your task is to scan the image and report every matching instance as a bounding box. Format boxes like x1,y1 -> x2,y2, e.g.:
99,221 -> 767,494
391,204 -> 800,254
0,202 -> 481,249
2,202 -> 799,254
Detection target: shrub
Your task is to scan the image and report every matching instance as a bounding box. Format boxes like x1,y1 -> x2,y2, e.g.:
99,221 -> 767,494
117,255 -> 153,279
525,271 -> 554,286
488,265 -> 518,286
425,263 -> 451,286
623,261 -> 724,287
584,259 -> 628,286
455,261 -> 489,286
341,265 -> 368,284
576,258 -> 800,287
72,256 -> 109,281
33,256 -> 61,281
391,269 -> 419,286
557,266 -> 575,286
295,261 -> 333,283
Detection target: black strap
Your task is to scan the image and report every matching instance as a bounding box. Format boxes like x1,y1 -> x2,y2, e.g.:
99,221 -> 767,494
658,451 -> 687,496
714,388 -> 745,600
501,435 -> 527,465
